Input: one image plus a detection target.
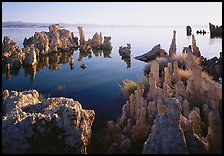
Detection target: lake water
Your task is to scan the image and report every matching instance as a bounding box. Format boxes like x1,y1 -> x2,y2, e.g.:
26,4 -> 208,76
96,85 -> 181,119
2,26 -> 222,132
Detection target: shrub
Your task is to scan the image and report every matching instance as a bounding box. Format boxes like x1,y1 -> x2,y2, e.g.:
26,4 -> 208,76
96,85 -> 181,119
120,79 -> 137,97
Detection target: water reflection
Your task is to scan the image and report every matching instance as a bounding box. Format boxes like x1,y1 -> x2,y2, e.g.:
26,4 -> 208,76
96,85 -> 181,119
78,49 -> 112,61
24,65 -> 37,82
2,48 -> 113,82
121,56 -> 131,68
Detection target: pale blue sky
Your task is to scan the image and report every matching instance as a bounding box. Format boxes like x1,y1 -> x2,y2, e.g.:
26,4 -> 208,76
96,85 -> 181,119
2,2 -> 222,26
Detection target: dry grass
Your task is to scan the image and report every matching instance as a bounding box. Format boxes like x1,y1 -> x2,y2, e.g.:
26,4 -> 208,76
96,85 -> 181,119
172,53 -> 187,65
120,79 -> 137,97
202,71 -> 214,81
178,68 -> 191,82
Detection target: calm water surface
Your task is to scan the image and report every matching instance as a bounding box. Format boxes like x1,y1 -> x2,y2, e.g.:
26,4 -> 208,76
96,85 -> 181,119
2,26 -> 222,131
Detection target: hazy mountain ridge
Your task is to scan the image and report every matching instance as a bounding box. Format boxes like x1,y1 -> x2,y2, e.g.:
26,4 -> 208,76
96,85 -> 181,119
2,21 -> 207,28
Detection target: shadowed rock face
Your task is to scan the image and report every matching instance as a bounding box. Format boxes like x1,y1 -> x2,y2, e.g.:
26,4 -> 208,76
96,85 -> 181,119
135,44 -> 167,62
169,30 -> 176,57
143,99 -> 188,154
119,43 -> 131,58
209,23 -> 222,38
186,26 -> 192,36
2,89 -> 95,154
102,36 -> 113,50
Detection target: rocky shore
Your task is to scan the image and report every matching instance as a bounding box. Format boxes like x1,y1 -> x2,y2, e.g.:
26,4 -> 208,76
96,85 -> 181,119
2,24 -> 113,72
100,32 -> 222,154
2,89 -> 95,154
2,25 -> 222,154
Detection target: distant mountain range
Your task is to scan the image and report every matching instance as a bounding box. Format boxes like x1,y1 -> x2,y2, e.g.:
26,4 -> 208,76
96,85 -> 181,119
2,21 -> 84,28
2,21 -> 208,28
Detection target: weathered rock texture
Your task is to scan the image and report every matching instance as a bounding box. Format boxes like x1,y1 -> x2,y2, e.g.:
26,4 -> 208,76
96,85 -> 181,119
2,36 -> 23,61
91,32 -> 103,49
135,44 -> 167,62
143,98 -> 188,154
23,24 -> 78,55
102,36 -> 113,50
169,30 -> 176,57
103,32 -> 222,154
78,26 -> 86,46
2,89 -> 95,154
22,45 -> 38,66
209,23 -> 222,38
186,25 -> 192,36
192,35 -> 201,57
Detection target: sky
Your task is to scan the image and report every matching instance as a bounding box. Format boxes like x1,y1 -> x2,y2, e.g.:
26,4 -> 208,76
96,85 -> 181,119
2,2 -> 222,26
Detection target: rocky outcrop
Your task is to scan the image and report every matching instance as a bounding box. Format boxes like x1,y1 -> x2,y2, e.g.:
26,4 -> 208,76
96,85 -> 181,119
119,44 -> 131,58
103,32 -> 222,154
23,24 -> 78,55
209,23 -> 222,38
186,26 -> 192,36
135,44 -> 167,62
143,98 -> 188,154
78,26 -> 86,45
2,89 -> 95,154
102,36 -> 113,50
22,45 -> 38,66
192,35 -> 201,57
202,52 -> 222,82
169,30 -> 176,57
119,44 -> 132,68
2,36 -> 23,61
91,32 -> 103,49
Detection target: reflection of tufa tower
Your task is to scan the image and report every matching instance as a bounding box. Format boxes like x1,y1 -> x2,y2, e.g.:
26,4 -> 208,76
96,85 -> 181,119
24,65 -> 37,83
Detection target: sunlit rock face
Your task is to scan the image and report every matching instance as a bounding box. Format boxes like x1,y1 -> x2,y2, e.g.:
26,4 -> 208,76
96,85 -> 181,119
209,23 -> 222,38
2,89 -> 95,154
22,45 -> 38,66
2,36 -> 23,61
103,32 -> 222,154
23,24 -> 78,55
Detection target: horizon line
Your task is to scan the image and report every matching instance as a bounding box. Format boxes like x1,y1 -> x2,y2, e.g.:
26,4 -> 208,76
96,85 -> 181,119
2,20 -> 211,27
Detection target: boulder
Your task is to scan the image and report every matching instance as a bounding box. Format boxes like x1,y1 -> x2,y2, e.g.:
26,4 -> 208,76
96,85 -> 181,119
2,89 -> 95,154
135,44 -> 167,62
